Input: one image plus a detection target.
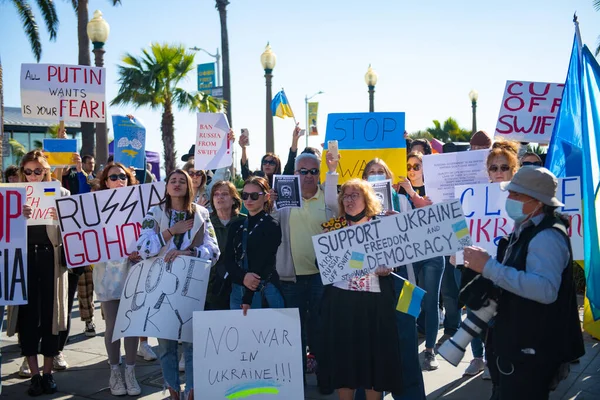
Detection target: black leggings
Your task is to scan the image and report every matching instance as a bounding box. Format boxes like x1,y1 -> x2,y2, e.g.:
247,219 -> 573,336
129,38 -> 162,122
59,271 -> 81,351
18,245 -> 60,357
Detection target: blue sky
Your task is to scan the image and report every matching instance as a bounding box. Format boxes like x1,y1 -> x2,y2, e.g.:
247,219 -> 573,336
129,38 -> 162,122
2,0 -> 600,174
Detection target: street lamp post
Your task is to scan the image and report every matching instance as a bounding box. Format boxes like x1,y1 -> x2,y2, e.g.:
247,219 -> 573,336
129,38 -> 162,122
87,10 -> 109,167
469,89 -> 479,134
365,64 -> 378,112
305,91 -> 323,149
261,43 -> 276,154
189,47 -> 221,87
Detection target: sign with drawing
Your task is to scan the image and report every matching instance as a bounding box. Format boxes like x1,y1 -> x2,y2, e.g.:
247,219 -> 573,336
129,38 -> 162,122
112,115 -> 146,169
273,175 -> 302,209
193,308 -> 304,399
113,256 -> 211,343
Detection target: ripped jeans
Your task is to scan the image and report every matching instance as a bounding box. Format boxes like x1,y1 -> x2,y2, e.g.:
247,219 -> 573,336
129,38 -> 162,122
157,339 -> 193,395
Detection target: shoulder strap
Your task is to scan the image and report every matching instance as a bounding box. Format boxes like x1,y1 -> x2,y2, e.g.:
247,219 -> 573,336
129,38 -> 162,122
241,218 -> 249,271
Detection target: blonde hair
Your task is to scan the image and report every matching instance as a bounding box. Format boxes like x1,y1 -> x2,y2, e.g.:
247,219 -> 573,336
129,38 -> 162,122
338,178 -> 382,218
362,158 -> 394,180
20,150 -> 52,182
487,139 -> 520,176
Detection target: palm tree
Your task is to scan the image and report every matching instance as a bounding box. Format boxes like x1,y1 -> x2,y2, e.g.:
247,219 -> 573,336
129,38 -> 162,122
215,0 -> 231,124
426,117 -> 471,143
8,138 -> 27,166
69,0 -> 121,158
1,0 -> 59,171
112,43 -> 223,174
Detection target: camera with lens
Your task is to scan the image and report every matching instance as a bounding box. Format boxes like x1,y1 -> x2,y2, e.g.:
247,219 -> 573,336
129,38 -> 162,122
438,267 -> 502,366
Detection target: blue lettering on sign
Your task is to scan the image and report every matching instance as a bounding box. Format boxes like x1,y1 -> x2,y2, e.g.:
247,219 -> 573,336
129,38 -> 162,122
324,112 -> 406,150
485,187 -> 501,216
560,177 -> 578,213
459,187 -> 475,218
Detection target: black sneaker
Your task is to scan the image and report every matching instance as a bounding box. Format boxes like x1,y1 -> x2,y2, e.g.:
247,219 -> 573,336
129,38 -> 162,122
27,375 -> 43,396
42,373 -> 57,394
84,321 -> 96,337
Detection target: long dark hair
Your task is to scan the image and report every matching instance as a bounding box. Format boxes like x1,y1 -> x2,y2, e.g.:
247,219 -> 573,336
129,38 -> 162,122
260,153 -> 282,176
161,169 -> 195,215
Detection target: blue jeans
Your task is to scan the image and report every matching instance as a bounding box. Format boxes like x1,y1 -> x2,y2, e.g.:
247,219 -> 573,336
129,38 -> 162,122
230,283 -> 285,310
415,256 -> 445,349
467,308 -> 486,358
280,274 -> 324,372
441,256 -> 462,336
157,339 -> 193,394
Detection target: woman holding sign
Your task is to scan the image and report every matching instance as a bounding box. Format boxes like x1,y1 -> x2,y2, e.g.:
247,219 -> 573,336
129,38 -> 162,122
319,178 -> 402,400
137,169 -> 220,400
224,176 -> 284,314
90,162 -> 143,396
6,150 -> 69,396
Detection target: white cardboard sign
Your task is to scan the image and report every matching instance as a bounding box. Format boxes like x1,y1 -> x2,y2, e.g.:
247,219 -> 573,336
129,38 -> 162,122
193,308 -> 304,400
0,188 -> 28,305
195,112 -> 232,170
0,182 -> 62,226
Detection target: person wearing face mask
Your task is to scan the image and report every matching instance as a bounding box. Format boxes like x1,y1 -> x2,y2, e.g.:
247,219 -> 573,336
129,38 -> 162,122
463,167 -> 584,400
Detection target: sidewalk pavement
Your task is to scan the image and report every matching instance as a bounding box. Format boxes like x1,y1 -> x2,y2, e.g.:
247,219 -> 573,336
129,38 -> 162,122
1,301 -> 599,399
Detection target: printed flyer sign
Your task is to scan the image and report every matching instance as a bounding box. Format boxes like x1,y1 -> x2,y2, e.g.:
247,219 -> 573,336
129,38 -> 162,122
369,179 -> 393,215
273,175 -> 302,210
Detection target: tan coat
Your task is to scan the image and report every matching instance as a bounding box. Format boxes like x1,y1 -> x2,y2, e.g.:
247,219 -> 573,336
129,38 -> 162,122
6,189 -> 69,337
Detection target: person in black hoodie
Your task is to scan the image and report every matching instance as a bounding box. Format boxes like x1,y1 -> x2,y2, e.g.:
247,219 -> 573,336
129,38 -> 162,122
224,176 -> 284,315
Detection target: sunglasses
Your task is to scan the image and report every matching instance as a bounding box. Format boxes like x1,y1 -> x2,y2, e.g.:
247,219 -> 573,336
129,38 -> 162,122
241,191 -> 265,200
108,173 -> 128,182
23,168 -> 45,176
297,168 -> 319,176
407,164 -> 421,172
188,171 -> 204,177
522,161 -> 542,167
262,159 -> 277,166
488,164 -> 511,173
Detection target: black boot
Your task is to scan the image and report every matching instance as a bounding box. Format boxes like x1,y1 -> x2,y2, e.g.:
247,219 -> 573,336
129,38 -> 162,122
42,373 -> 57,394
27,375 -> 43,396
489,385 -> 500,400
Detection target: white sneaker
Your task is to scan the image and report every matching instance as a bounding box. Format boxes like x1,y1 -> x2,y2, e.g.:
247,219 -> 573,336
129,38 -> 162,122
124,366 -> 142,396
109,367 -> 127,396
179,353 -> 185,372
53,352 -> 69,370
482,366 -> 492,380
464,357 -> 485,376
137,341 -> 157,361
422,350 -> 440,371
19,358 -> 31,378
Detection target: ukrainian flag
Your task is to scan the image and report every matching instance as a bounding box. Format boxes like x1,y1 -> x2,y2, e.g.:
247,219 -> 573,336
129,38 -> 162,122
44,188 -> 56,196
396,279 -> 426,318
43,138 -> 78,166
271,90 -> 294,119
349,252 -> 364,269
452,220 -> 470,239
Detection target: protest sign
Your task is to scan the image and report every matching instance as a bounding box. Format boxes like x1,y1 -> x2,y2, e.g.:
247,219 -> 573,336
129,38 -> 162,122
112,115 -> 146,169
195,113 -> 232,170
0,188 -> 28,305
313,200 -> 471,285
455,176 -> 583,261
321,113 -> 406,184
113,256 -> 210,343
43,139 -> 78,166
273,175 -> 302,210
494,81 -> 564,143
20,63 -> 106,123
55,182 -> 165,268
422,150 -> 489,204
369,179 -> 393,215
193,308 -> 304,400
0,182 -> 61,225
308,102 -> 319,136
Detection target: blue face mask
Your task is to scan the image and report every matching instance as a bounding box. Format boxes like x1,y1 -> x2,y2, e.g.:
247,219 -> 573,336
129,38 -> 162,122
505,198 -> 536,223
367,174 -> 386,182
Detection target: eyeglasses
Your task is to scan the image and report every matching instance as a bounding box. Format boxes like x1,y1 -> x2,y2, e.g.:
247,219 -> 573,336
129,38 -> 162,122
488,164 -> 511,173
297,168 -> 319,176
262,159 -> 277,166
188,171 -> 204,177
342,192 -> 361,202
241,191 -> 265,200
23,168 -> 45,176
522,161 -> 542,167
407,164 -> 421,171
108,173 -> 128,182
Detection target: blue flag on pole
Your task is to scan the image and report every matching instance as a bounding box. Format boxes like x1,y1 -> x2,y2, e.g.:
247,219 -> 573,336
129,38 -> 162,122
546,20 -> 600,319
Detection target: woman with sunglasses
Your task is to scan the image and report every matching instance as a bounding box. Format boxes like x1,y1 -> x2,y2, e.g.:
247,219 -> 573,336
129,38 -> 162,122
182,162 -> 210,207
319,179 -> 402,400
136,169 -> 220,400
520,152 -> 543,167
5,150 -> 68,396
86,162 -> 143,396
224,176 -> 284,315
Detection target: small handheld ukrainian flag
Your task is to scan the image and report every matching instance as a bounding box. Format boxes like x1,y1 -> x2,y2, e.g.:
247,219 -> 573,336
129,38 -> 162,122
396,279 -> 426,318
271,89 -> 295,119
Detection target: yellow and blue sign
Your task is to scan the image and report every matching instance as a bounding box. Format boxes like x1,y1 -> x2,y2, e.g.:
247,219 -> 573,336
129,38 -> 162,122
272,90 -> 295,119
112,115 -> 146,169
321,112 -> 406,184
43,138 -> 77,166
197,63 -> 216,94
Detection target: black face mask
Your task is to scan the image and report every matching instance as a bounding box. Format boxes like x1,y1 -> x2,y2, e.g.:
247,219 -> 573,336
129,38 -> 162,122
345,209 -> 367,223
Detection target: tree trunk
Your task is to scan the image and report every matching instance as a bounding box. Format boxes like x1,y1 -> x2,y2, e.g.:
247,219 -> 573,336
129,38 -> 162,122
218,1 -> 231,126
77,0 -> 95,157
161,99 -> 176,175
